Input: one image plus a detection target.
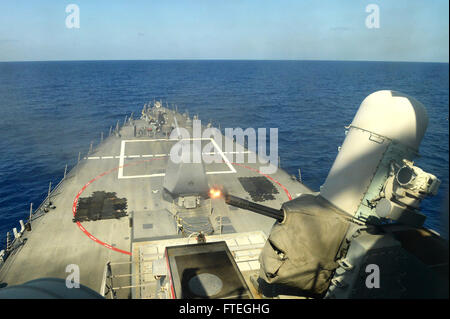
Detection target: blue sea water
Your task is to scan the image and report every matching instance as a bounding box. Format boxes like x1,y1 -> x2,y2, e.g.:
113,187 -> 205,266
0,60 -> 448,245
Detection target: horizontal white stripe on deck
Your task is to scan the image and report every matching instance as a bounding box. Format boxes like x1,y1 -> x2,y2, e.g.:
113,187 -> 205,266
119,170 -> 235,179
86,151 -> 251,160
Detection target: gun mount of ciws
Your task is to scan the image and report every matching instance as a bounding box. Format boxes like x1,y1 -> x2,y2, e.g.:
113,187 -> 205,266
226,193 -> 285,223
208,187 -> 285,222
209,92 -> 442,230
210,91 -> 447,299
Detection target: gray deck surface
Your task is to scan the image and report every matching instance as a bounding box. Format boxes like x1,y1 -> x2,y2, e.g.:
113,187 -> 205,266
0,106 -> 312,297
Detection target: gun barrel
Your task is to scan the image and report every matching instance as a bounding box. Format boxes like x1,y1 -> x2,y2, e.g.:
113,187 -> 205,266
225,194 -> 284,222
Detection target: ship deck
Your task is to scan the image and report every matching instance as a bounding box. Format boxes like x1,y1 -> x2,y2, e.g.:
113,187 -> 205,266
0,105 -> 312,298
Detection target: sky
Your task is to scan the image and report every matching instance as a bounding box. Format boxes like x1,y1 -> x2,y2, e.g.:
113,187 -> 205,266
0,0 -> 448,62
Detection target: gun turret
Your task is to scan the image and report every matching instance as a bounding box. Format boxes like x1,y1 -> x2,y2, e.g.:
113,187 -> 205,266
222,193 -> 285,222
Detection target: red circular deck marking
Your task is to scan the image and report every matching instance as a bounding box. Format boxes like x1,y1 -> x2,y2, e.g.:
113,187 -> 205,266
73,159 -> 292,255
72,158 -> 165,256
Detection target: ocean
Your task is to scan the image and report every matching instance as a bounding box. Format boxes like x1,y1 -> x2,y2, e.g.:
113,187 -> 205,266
0,60 -> 448,245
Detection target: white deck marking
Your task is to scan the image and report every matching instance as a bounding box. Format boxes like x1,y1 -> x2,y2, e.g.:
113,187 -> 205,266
225,151 -> 251,154
118,140 -> 126,179
117,173 -> 166,179
123,139 -> 171,143
117,138 -> 237,179
209,138 -> 236,173
86,151 -> 250,160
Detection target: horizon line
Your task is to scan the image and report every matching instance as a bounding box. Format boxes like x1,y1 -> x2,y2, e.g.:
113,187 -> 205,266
0,58 -> 448,64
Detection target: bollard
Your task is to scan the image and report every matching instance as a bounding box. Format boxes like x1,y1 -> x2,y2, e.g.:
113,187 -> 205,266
13,228 -> 18,239
12,228 -> 23,244
19,220 -> 25,234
